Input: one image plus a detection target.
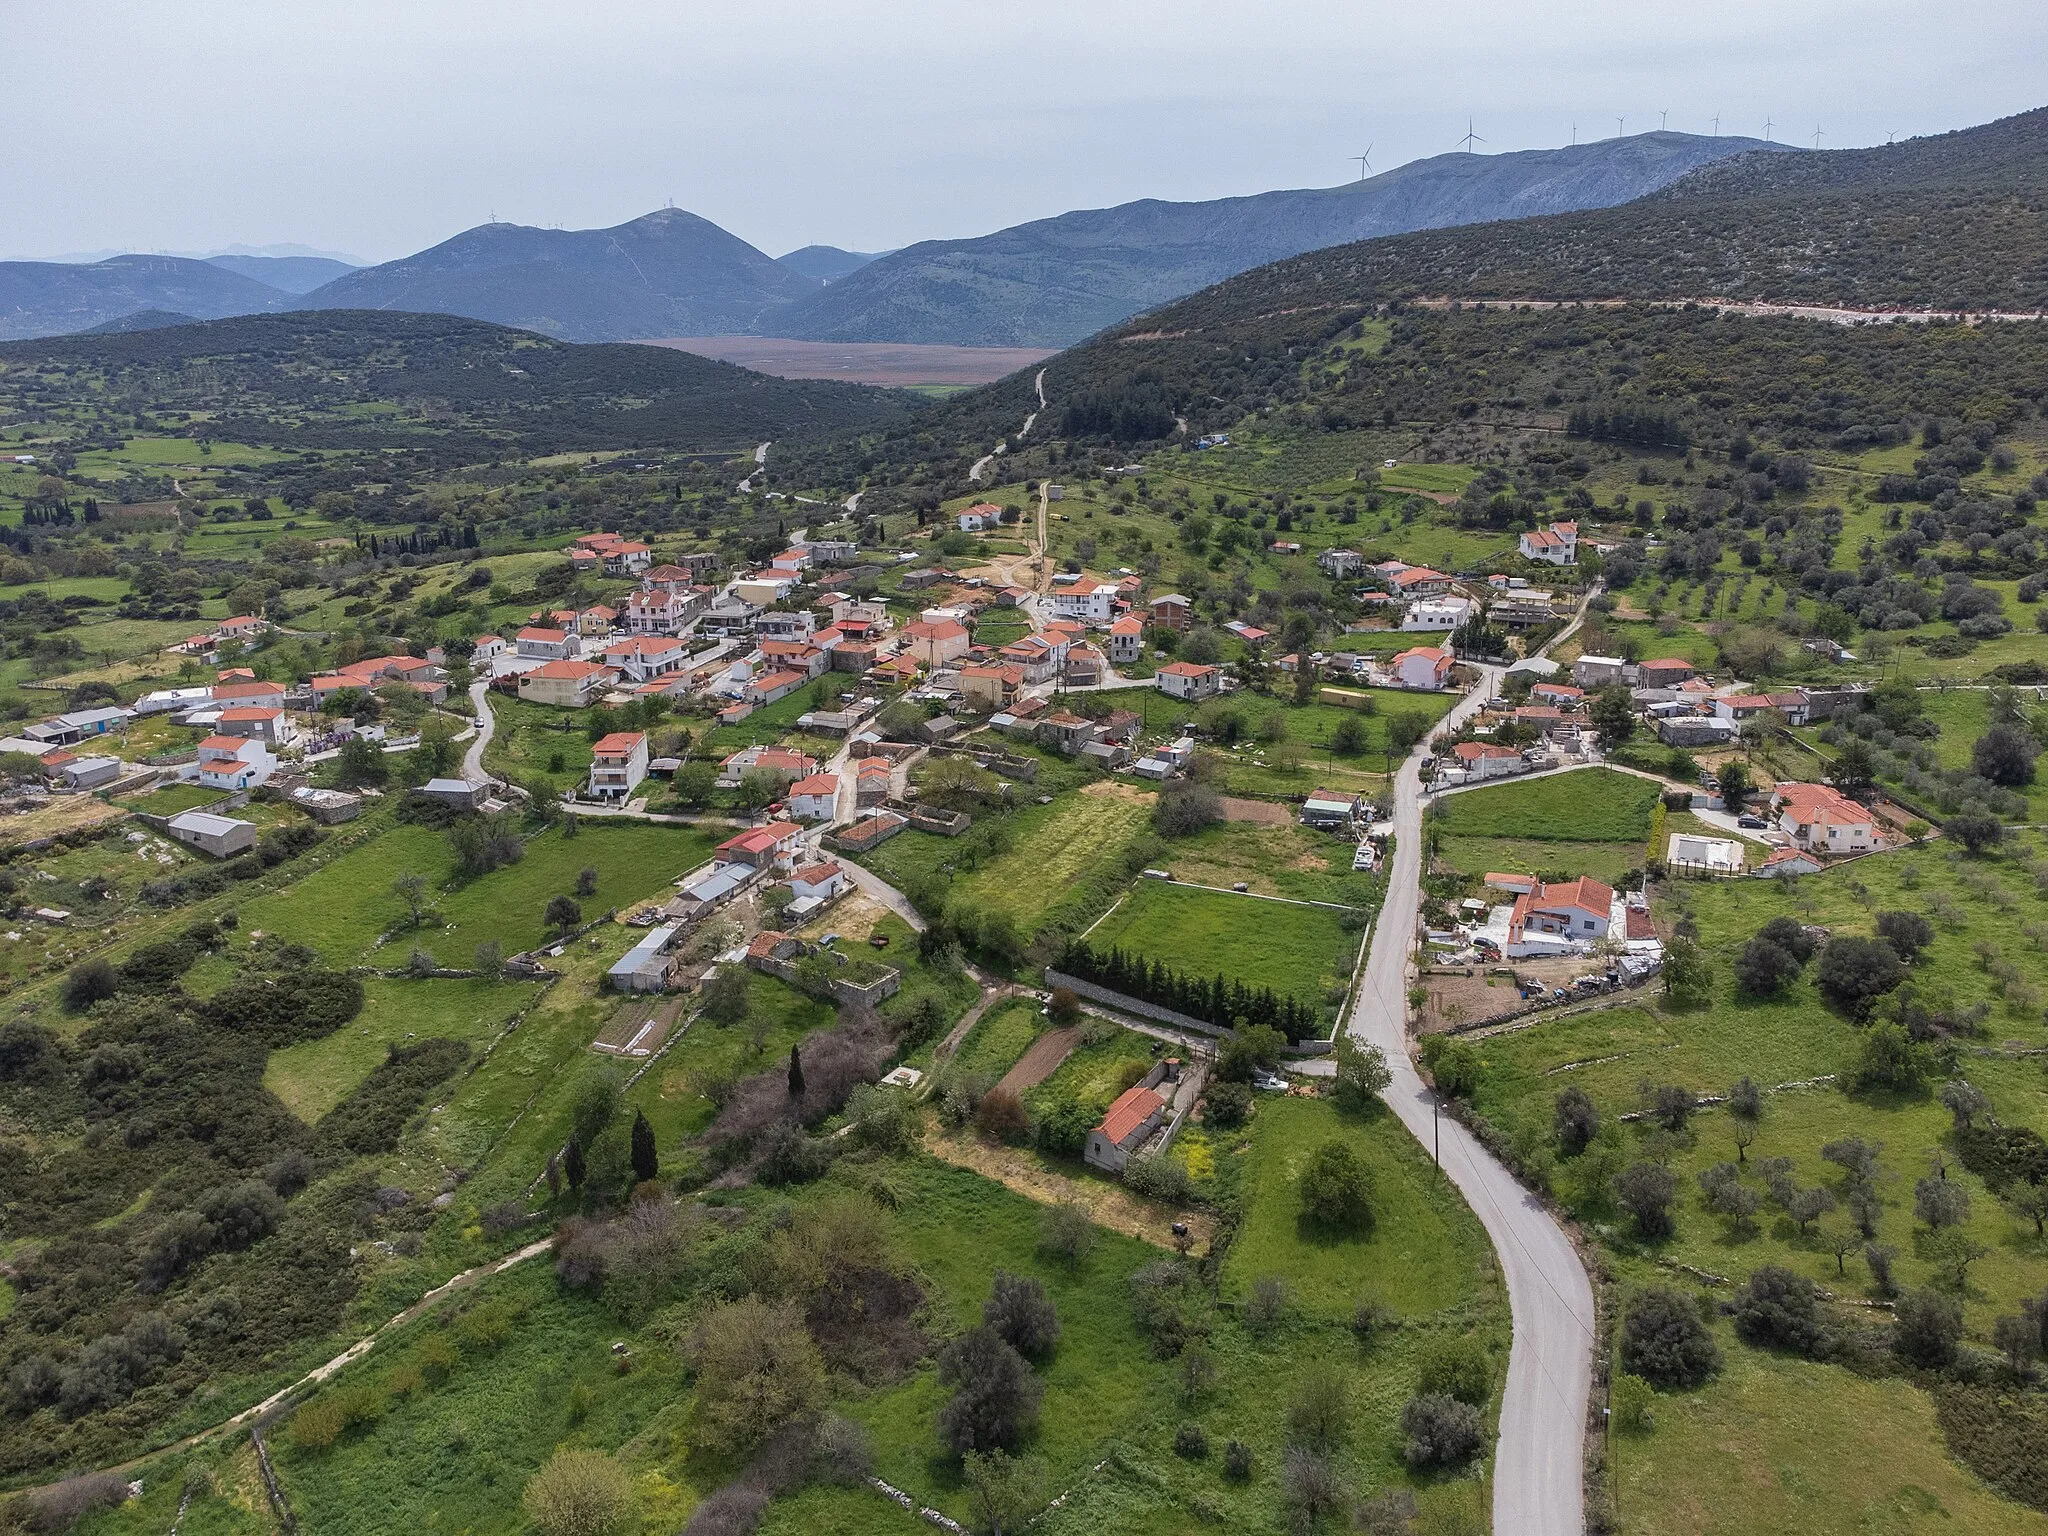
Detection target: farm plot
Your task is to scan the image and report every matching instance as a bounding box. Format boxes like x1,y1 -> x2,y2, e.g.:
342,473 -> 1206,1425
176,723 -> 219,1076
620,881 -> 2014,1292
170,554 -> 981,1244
1087,879 -> 1359,1010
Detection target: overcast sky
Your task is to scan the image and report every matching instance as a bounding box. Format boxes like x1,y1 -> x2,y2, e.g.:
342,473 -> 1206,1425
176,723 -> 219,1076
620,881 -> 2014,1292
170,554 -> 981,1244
6,0 -> 2044,264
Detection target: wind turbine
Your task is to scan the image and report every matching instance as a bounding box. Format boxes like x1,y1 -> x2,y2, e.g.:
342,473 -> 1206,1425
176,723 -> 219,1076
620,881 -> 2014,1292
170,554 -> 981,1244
1615,115 -> 1626,138
1570,121 -> 1577,146
1351,145 -> 1373,180
1659,109 -> 1669,131
1812,126 -> 1825,149
1712,113 -> 1721,137
1457,118 -> 1485,154
1764,117 -> 1774,142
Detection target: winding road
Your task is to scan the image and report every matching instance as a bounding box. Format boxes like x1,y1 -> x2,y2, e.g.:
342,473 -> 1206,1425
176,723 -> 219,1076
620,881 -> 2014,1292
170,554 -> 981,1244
1344,666 -> 1594,1535
1342,597 -> 1600,1533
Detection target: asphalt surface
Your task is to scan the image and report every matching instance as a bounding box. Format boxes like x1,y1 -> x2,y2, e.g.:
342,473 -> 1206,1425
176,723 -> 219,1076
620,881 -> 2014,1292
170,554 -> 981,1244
1345,666 -> 1595,1534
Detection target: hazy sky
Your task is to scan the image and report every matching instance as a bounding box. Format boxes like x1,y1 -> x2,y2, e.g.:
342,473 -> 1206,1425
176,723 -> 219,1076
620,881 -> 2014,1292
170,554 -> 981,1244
6,0 -> 2044,264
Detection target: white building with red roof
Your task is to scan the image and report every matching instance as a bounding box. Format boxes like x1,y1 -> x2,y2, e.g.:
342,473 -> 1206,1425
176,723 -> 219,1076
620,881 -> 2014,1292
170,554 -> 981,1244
1518,521 -> 1579,566
516,626 -> 580,661
1391,645 -> 1454,691
786,772 -> 843,822
1500,876 -> 1616,957
1772,783 -> 1879,854
715,821 -> 804,871
195,734 -> 276,791
1157,660 -> 1222,701
587,732 -> 648,801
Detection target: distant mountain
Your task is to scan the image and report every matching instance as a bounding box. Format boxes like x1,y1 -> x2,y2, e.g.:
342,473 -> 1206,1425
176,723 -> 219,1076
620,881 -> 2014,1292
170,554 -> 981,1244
205,254 -> 356,293
302,209 -> 818,341
777,245 -> 885,283
81,308 -> 198,334
763,132 -> 1785,347
0,255 -> 286,341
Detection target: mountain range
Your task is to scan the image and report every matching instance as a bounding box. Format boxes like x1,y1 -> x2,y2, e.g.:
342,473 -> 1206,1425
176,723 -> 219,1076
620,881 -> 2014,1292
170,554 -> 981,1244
0,132 -> 1778,346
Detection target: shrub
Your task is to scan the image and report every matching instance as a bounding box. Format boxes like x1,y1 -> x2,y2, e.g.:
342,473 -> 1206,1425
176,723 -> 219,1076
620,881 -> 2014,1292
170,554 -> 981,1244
1894,1288 -> 1965,1370
811,1413 -> 874,1486
1554,1085 -> 1600,1154
1222,1438 -> 1253,1481
62,958 -> 118,1012
1816,936 -> 1907,1014
975,1086 -> 1029,1142
1125,1150 -> 1194,1204
1613,1161 -> 1678,1240
1203,1080 -> 1252,1129
687,1298 -> 826,1457
1351,1294 -> 1396,1340
1401,1393 -> 1484,1468
1298,1138 -> 1373,1231
1038,1202 -> 1095,1268
1173,1421 -> 1210,1459
1243,1275 -> 1290,1334
1874,910 -> 1936,962
522,1448 -> 636,1536
1612,1372 -> 1655,1432
1281,1448 -> 1345,1527
1620,1287 -> 1722,1389
1283,1363 -> 1350,1453
983,1271 -> 1061,1360
288,1396 -> 348,1451
937,1326 -> 1042,1455
1416,1335 -> 1491,1405
1732,1266 -> 1832,1359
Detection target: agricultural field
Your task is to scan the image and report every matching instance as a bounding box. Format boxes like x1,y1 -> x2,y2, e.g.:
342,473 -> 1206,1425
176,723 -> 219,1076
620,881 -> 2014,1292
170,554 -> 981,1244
1461,835 -> 2048,1527
1430,767 -> 1662,844
1086,879 -> 1361,1012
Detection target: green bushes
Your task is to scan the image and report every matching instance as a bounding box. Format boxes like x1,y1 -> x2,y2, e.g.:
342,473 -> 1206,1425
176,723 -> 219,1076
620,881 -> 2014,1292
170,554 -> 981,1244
311,1038 -> 468,1158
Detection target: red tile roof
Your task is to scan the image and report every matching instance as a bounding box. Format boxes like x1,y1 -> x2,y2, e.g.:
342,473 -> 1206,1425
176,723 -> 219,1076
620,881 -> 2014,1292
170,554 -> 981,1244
1098,1083 -> 1166,1149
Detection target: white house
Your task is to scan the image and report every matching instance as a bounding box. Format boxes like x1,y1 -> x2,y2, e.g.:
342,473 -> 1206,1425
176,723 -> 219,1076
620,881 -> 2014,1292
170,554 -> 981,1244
194,735 -> 276,791
1156,662 -> 1222,701
1773,782 -> 1878,854
787,861 -> 850,903
1106,616 -> 1145,664
516,626 -> 581,661
786,772 -> 842,822
958,503 -> 1003,532
1518,521 -> 1579,565
1667,833 -> 1745,874
1402,595 -> 1475,632
1450,741 -> 1525,780
1318,549 -> 1364,579
1053,581 -> 1119,625
601,634 -> 692,683
586,732 -> 649,802
1390,646 -> 1454,691
472,634 -> 508,664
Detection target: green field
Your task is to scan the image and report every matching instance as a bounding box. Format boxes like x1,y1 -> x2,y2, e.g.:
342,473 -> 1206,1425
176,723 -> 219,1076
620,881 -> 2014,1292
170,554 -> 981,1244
1463,834 -> 2048,1530
1087,879 -> 1359,1010
1151,818 -> 1382,907
239,819 -> 717,966
263,976 -> 541,1122
851,780 -> 1157,937
1432,766 -> 1662,843
1220,1096 -> 1500,1324
1435,833 -> 1645,884
950,995 -> 1047,1079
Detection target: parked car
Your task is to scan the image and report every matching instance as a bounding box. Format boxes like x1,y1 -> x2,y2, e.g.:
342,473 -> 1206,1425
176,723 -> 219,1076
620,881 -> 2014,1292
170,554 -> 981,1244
1737,814 -> 1768,829
1251,1071 -> 1288,1092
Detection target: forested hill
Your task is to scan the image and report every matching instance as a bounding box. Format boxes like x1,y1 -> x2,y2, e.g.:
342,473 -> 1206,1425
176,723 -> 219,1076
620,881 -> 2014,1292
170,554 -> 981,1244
1141,105 -> 2048,324
0,310 -> 912,465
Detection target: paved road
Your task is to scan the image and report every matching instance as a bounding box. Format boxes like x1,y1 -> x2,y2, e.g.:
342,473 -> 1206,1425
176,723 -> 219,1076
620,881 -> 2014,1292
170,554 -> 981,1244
462,679 -> 495,782
1345,666 -> 1595,1536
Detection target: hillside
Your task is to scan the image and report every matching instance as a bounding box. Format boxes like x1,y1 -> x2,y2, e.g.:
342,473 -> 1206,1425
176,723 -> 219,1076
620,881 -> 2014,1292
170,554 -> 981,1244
776,244 -> 883,283
205,253 -> 358,293
764,132 -> 1780,347
1143,106 -> 2048,325
303,209 -> 819,341
773,108 -> 2048,494
0,310 -> 912,466
0,255 -> 287,341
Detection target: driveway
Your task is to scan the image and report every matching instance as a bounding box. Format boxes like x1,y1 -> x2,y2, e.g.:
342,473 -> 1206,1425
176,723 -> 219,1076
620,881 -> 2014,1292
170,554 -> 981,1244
462,679 -> 495,783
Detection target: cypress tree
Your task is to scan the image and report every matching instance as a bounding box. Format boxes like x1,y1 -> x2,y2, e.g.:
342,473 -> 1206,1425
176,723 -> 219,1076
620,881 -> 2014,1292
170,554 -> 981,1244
788,1045 -> 805,1098
630,1109 -> 658,1183
563,1135 -> 586,1190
